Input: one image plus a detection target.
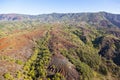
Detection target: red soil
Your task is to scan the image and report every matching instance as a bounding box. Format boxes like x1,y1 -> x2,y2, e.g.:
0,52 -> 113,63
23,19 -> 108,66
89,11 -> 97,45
0,28 -> 46,60
0,28 -> 47,76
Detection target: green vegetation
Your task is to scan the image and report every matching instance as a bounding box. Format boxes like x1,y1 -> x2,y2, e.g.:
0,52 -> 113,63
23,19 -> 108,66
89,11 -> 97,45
52,73 -> 65,80
23,31 -> 52,80
4,73 -> 14,80
60,49 -> 94,80
23,46 -> 51,80
58,25 -> 120,80
0,55 -> 23,65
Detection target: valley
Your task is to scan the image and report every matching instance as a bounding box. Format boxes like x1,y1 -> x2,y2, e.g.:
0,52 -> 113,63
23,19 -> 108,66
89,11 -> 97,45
0,12 -> 120,80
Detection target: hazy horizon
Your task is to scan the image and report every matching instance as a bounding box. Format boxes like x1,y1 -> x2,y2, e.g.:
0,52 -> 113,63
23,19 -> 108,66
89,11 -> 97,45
0,0 -> 120,15
0,11 -> 119,15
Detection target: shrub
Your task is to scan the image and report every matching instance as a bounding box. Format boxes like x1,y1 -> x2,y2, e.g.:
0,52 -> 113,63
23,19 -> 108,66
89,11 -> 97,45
4,73 -> 14,80
52,73 -> 65,80
99,64 -> 108,75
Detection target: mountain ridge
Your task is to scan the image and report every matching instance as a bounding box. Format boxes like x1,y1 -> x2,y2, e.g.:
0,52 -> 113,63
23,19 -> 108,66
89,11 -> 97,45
0,12 -> 120,28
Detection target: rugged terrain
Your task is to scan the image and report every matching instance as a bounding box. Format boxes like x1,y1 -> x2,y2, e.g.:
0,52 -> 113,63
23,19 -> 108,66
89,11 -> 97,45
0,12 -> 120,80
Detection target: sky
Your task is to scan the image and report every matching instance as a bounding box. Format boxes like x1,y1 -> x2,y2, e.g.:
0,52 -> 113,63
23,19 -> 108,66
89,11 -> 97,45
0,0 -> 120,15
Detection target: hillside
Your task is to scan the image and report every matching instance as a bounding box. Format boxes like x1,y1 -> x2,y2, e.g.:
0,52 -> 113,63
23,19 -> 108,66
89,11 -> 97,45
0,12 -> 120,80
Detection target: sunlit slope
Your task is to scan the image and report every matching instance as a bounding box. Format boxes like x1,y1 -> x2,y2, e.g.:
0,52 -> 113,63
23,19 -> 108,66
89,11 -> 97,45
0,12 -> 120,80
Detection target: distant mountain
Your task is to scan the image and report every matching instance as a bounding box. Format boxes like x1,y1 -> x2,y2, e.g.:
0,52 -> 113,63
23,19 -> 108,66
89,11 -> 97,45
0,14 -> 36,21
0,12 -> 120,28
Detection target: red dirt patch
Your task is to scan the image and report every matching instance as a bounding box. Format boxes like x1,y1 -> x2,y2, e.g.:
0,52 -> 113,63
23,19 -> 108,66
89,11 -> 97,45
0,28 -> 46,60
